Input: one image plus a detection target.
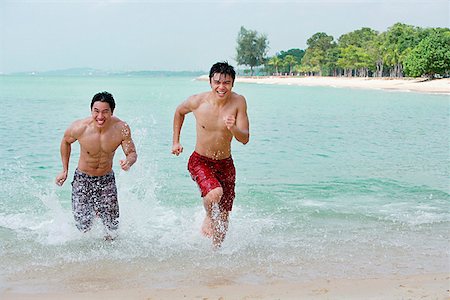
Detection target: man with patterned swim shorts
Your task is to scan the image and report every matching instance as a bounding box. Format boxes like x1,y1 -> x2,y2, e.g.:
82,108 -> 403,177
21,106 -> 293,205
55,92 -> 137,240
172,62 -> 250,248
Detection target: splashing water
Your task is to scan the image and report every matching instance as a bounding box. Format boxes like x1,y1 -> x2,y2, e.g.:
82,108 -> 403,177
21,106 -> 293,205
0,76 -> 449,292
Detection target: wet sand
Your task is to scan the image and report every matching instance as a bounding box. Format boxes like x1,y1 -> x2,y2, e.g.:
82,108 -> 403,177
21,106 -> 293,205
2,273 -> 449,299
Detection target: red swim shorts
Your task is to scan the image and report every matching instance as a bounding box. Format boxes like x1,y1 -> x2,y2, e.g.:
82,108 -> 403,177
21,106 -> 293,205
187,151 -> 236,212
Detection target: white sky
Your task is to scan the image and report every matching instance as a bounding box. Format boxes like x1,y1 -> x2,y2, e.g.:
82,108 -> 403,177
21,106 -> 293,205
0,0 -> 448,73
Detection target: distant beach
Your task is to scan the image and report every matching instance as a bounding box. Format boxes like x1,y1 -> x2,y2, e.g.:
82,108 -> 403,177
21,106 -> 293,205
198,75 -> 450,95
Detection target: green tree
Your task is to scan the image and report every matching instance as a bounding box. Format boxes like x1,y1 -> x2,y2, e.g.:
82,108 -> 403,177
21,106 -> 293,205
265,49 -> 305,75
267,56 -> 282,75
236,26 -> 269,76
337,27 -> 378,77
370,33 -> 386,77
300,49 -> 323,76
283,55 -> 297,75
404,29 -> 450,78
337,45 -> 358,76
302,32 -> 335,76
338,27 -> 378,48
323,46 -> 340,76
307,32 -> 335,50
383,23 -> 422,77
278,48 -> 305,64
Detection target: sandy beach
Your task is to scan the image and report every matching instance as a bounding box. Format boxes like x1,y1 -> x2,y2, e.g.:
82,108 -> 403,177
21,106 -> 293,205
200,75 -> 450,95
2,273 -> 448,299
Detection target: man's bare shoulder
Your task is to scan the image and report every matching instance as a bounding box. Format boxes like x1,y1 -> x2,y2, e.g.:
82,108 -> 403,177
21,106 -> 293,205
68,117 -> 90,137
231,91 -> 246,100
111,117 -> 131,136
186,92 -> 209,109
231,92 -> 247,105
71,117 -> 90,126
111,116 -> 128,127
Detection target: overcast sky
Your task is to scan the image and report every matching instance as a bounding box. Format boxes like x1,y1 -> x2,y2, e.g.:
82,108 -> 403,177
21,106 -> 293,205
0,0 -> 448,73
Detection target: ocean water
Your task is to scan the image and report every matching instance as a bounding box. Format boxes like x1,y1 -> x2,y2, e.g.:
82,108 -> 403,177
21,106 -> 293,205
0,75 -> 449,293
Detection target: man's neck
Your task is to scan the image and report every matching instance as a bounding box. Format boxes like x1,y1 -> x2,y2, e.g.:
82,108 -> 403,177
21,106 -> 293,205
90,119 -> 110,133
208,92 -> 229,106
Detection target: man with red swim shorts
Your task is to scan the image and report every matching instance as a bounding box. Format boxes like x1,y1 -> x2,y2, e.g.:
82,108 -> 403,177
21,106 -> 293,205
172,62 -> 250,248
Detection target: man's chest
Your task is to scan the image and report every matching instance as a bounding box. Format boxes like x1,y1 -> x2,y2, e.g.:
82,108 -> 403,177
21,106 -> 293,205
78,131 -> 121,153
195,104 -> 235,130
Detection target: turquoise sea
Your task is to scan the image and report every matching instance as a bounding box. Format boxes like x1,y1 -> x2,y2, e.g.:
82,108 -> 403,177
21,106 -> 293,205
0,75 -> 449,293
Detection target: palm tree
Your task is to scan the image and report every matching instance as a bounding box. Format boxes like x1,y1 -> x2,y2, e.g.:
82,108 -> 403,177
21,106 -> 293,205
283,55 -> 297,75
268,56 -> 282,75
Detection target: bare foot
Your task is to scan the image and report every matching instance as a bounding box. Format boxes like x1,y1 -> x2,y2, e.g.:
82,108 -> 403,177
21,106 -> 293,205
104,231 -> 117,241
104,235 -> 115,241
201,216 -> 213,238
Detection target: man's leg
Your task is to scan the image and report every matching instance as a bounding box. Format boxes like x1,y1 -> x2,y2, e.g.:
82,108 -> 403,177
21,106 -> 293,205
98,172 -> 119,240
216,210 -> 229,247
209,157 -> 235,248
99,195 -> 119,240
202,187 -> 222,237
72,171 -> 94,232
203,186 -> 230,248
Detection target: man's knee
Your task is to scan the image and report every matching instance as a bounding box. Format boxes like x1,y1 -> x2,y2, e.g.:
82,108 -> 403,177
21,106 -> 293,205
75,214 -> 93,232
204,187 -> 223,204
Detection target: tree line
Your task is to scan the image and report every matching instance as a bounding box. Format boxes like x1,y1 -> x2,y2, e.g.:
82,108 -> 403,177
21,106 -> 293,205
236,23 -> 450,78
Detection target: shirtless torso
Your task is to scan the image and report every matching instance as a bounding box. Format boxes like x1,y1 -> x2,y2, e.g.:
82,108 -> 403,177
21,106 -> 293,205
192,92 -> 245,159
72,117 -> 132,175
56,100 -> 137,185
172,73 -> 249,160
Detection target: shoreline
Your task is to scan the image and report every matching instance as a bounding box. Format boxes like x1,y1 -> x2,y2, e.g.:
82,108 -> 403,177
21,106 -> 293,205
199,75 -> 450,95
2,273 -> 448,299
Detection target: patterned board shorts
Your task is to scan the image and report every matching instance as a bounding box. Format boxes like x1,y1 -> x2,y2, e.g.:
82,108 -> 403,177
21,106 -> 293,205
71,168 -> 119,232
187,151 -> 236,212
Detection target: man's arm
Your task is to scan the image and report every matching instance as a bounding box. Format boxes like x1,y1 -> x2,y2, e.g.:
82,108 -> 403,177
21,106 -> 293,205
224,96 -> 250,145
55,124 -> 78,186
119,123 -> 137,171
172,98 -> 193,156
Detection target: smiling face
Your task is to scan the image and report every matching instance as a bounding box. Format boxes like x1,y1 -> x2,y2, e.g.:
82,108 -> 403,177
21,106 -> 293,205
91,101 -> 113,128
210,73 -> 234,99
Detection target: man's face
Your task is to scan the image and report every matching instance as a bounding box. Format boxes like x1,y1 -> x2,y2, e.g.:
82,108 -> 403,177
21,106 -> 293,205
91,101 -> 112,128
210,73 -> 234,99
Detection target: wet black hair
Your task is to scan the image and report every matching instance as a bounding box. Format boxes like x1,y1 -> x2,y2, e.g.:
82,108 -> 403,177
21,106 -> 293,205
209,61 -> 236,83
90,91 -> 115,113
